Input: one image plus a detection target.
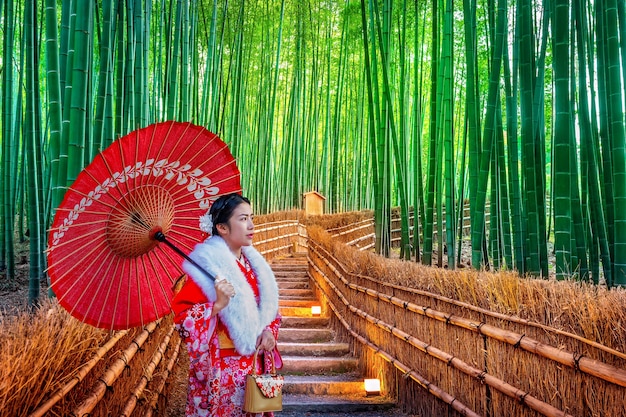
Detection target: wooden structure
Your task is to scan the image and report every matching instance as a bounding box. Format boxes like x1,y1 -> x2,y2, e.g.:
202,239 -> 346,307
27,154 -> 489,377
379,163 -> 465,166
302,191 -> 326,215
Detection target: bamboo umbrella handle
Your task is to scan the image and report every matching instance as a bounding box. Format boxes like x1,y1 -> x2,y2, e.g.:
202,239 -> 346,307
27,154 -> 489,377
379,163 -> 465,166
152,230 -> 216,282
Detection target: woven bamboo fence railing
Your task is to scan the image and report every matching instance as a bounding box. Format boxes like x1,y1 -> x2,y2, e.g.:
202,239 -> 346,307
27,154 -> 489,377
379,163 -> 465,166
25,317 -> 182,417
253,219 -> 308,260
16,216 -> 301,417
307,239 -> 626,417
328,203 -> 493,250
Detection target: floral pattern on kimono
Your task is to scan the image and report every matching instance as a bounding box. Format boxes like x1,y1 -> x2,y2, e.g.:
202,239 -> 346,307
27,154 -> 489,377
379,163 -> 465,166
173,255 -> 281,417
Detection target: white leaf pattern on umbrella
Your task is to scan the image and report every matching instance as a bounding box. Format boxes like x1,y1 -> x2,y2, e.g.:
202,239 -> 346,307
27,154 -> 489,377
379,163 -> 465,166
51,159 -> 222,248
47,121 -> 242,330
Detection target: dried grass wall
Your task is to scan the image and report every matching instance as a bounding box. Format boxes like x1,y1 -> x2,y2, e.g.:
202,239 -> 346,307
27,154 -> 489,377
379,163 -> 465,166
0,299 -> 182,417
306,225 -> 626,417
5,211 -> 624,417
0,211 -> 303,416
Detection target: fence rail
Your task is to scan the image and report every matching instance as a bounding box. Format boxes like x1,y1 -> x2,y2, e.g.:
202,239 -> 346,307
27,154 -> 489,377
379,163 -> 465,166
329,204 -> 494,251
24,215 -> 622,417
25,219 -> 305,416
306,237 -> 626,417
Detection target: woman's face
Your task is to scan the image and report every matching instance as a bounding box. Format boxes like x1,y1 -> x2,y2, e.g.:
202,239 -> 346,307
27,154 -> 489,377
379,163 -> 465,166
217,202 -> 254,249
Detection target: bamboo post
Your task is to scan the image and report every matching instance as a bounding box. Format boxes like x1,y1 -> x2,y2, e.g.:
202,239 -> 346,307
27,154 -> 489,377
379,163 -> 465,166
28,330 -> 129,417
310,260 -> 575,417
72,321 -> 160,416
120,324 -> 175,417
143,337 -> 182,417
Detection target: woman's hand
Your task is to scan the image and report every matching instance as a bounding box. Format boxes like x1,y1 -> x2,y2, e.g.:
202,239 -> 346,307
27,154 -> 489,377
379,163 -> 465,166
256,329 -> 276,351
211,277 -> 235,316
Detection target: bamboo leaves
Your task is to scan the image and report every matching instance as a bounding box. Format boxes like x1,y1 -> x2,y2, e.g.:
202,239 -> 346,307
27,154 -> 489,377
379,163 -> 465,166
1,0 -> 626,295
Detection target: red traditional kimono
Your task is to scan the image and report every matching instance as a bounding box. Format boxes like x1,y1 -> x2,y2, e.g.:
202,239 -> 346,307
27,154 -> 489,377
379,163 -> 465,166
172,239 -> 281,417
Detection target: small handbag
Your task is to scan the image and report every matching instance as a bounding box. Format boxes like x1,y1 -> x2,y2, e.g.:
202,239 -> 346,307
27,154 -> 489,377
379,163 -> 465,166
243,348 -> 284,413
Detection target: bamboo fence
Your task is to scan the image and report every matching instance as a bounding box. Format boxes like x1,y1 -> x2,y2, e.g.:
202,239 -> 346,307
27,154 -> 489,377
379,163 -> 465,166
305,226 -> 626,417
6,211 -> 625,416
22,316 -> 182,417
330,203 -> 491,251
4,215 -> 301,416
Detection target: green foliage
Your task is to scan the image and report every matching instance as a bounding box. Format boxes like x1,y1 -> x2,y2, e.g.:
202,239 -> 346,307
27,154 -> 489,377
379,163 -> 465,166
0,0 -> 625,293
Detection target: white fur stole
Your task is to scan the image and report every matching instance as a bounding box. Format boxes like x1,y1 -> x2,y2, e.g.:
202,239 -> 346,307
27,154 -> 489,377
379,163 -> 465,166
182,235 -> 279,355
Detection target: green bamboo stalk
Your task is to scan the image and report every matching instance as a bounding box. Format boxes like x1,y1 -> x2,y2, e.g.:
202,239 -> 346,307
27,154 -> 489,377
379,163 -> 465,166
422,0 -> 439,266
66,0 -> 93,184
228,0 -> 245,159
398,0 -> 411,259
412,1 -> 427,262
518,0 -> 543,276
502,12 -> 524,273
551,0 -> 573,280
329,1 -> 348,213
24,0 -> 44,307
180,0 -> 191,122
603,0 -> 626,286
1,0 -> 16,282
463,0 -> 482,267
57,0 -> 76,201
45,0 -> 64,213
442,0 -> 455,269
93,0 -> 116,152
166,0 -> 182,120
575,0 -> 611,285
359,0 -> 380,218
199,0 -> 218,128
471,0 -> 506,270
133,0 -> 147,126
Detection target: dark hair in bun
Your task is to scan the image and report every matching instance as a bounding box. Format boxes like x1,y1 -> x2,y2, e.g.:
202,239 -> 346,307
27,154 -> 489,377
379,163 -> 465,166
209,193 -> 250,236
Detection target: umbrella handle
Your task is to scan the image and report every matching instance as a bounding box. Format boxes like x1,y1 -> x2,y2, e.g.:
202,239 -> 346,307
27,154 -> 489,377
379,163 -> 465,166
153,231 -> 216,282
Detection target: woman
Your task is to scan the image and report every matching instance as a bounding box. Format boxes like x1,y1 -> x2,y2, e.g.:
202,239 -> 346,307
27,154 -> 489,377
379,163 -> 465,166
171,193 -> 281,417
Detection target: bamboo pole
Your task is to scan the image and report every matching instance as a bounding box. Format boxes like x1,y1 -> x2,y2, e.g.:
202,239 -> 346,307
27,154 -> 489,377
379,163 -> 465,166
311,242 -> 626,386
120,324 -> 175,417
143,337 -> 182,417
310,261 -> 573,417
28,330 -> 129,417
72,321 -> 160,416
310,240 -> 626,361
320,282 -> 481,417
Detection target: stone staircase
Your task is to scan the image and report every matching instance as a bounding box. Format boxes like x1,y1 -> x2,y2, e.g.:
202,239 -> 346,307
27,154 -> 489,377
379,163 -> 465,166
272,252 -> 396,415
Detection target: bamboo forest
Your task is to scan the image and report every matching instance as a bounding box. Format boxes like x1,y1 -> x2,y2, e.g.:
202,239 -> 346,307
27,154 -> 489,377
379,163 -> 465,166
1,0 -> 626,307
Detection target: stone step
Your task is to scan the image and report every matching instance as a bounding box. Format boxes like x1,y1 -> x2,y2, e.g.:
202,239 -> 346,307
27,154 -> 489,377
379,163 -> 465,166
279,299 -> 318,308
281,316 -> 329,328
275,276 -> 309,284
281,356 -> 358,374
277,281 -> 310,290
272,255 -> 308,261
271,264 -> 308,271
280,306 -> 319,317
279,288 -> 315,298
282,374 -> 364,395
279,328 -> 334,343
278,342 -> 350,357
274,271 -> 309,280
272,265 -> 308,271
281,394 -> 396,415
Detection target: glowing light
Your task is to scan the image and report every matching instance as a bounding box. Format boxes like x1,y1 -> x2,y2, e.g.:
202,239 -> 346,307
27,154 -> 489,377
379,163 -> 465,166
311,305 -> 322,316
364,378 -> 381,396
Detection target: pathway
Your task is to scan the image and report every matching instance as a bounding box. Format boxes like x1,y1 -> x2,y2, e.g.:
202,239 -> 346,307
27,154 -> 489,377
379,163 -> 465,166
273,252 -> 406,416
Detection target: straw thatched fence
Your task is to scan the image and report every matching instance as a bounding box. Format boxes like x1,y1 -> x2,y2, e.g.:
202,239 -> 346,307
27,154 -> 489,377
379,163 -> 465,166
2,215 -> 304,417
4,210 -> 625,417
3,308 -> 183,417
306,223 -> 626,417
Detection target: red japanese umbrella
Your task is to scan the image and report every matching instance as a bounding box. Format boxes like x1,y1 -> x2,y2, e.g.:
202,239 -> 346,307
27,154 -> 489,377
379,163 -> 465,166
47,121 -> 240,330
